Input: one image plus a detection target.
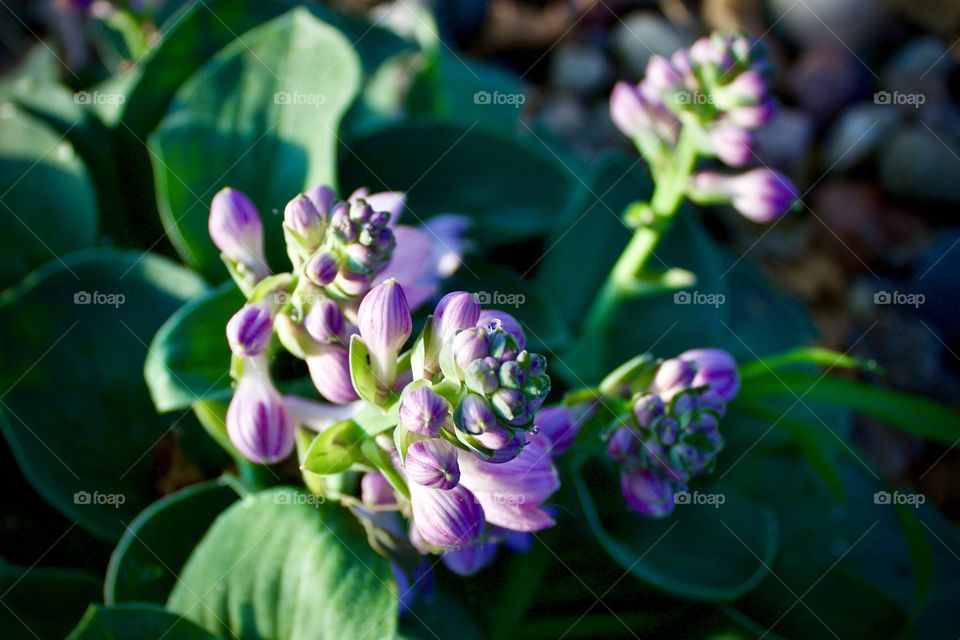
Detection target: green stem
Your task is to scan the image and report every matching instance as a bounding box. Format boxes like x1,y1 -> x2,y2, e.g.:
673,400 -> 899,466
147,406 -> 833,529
582,126 -> 699,337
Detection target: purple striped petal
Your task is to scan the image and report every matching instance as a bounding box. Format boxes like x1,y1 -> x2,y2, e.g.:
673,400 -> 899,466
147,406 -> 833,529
307,346 -> 359,404
410,482 -> 485,548
226,303 -> 273,357
404,439 -> 461,489
226,368 -> 294,464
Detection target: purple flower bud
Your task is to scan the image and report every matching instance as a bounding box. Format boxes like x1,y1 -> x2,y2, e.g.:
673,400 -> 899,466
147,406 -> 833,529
464,358 -> 500,395
632,394 -> 665,428
723,70 -> 768,106
681,348 -> 740,403
707,125 -> 753,167
480,429 -> 527,463
728,98 -> 775,128
358,279 -> 412,384
452,327 -> 490,372
607,426 -> 640,463
609,81 -> 651,139
442,542 -> 499,576
657,417 -> 680,446
306,251 -> 339,286
434,291 -> 481,343
645,55 -> 682,93
653,358 -> 697,396
671,392 -> 698,418
305,184 -> 336,215
361,471 -> 397,506
410,482 -> 485,548
284,194 -> 325,245
226,303 -> 273,357
405,439 -> 461,490
533,406 -> 579,455
491,387 -> 530,426
399,386 -> 450,436
730,169 -> 797,223
307,346 -> 359,404
477,310 -> 526,350
498,360 -> 526,389
454,394 -> 497,435
226,367 -> 294,464
698,390 -> 727,417
304,298 -> 345,344
209,188 -> 268,278
620,468 -> 675,517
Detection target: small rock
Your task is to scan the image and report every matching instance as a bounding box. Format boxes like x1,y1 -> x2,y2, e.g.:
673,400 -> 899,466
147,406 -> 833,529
822,102 -> 901,172
767,0 -> 888,53
879,124 -> 960,205
611,12 -> 689,79
755,106 -> 814,172
788,47 -> 869,122
549,42 -> 611,97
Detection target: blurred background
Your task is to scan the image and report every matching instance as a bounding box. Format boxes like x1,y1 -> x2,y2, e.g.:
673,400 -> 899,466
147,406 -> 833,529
2,0 -> 960,636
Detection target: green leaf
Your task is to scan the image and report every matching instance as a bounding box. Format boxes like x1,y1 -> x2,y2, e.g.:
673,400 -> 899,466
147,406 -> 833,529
740,370 -> 960,445
339,120 -> 577,245
151,8 -> 362,280
167,487 -> 396,640
0,106 -> 97,290
145,281 -> 242,412
740,346 -> 874,381
571,458 -> 777,601
0,565 -> 101,640
67,603 -> 218,640
105,478 -> 241,604
0,249 -> 206,540
349,334 -> 381,406
302,420 -> 366,475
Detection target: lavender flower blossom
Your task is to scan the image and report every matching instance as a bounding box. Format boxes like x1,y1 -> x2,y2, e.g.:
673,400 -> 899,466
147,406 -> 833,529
680,348 -> 741,403
209,188 -> 269,280
226,360 -> 294,464
303,298 -> 345,344
620,468 -> 676,517
357,279 -> 412,391
306,346 -> 358,404
404,439 -> 461,490
410,482 -> 485,548
226,302 -> 273,357
399,386 -> 450,436
690,169 -> 797,223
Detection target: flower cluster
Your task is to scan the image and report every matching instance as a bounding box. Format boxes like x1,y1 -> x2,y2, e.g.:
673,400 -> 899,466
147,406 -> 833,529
210,184 -> 467,463
610,33 -> 797,222
603,349 -> 739,517
347,284 -> 568,572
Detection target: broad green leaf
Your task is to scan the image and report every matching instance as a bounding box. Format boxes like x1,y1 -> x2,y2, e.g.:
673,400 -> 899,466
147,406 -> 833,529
740,370 -> 960,444
151,8 -> 362,280
0,565 -> 101,640
145,282 -> 242,412
302,420 -> 366,475
338,119 -> 577,245
167,487 -> 396,640
0,106 -> 97,290
105,478 -> 241,604
571,458 -> 777,601
740,347 -> 874,380
0,249 -> 206,540
67,603 -> 218,640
